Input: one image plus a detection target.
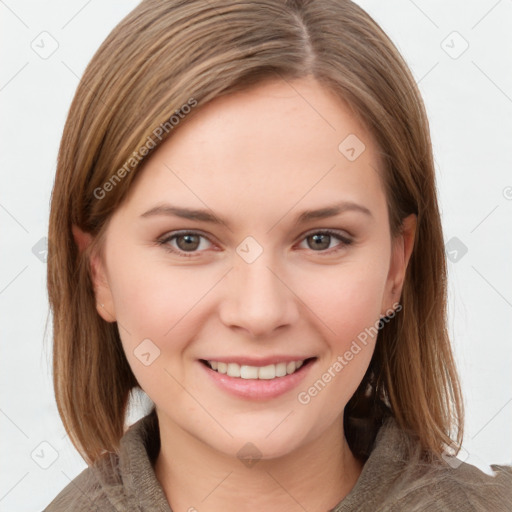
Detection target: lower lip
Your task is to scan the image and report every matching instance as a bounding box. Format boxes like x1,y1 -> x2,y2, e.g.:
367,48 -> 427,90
199,359 -> 315,400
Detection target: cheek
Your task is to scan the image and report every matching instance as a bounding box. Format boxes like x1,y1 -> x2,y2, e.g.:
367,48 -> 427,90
294,259 -> 387,411
105,251 -> 215,398
301,257 -> 388,343
106,249 -> 220,352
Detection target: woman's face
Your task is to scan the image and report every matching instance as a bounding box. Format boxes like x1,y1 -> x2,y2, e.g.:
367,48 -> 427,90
88,77 -> 415,460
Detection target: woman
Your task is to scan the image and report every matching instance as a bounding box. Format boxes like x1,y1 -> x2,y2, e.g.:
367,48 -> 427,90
45,0 -> 512,510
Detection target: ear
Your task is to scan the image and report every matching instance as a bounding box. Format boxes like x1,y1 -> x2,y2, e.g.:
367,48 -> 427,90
381,214 -> 417,315
72,224 -> 117,323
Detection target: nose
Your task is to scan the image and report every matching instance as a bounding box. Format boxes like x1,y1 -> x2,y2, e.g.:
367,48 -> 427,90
218,252 -> 300,338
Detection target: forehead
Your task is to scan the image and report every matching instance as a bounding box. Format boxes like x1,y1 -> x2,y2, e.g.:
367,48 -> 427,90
167,77 -> 378,166
117,78 -> 387,227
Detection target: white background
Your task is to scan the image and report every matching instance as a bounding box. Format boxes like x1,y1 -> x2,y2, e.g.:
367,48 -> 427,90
1,1 -> 511,510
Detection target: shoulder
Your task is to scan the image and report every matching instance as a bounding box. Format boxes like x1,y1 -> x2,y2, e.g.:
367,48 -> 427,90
386,417 -> 512,511
340,416 -> 512,512
393,460 -> 512,511
42,460 -> 118,511
43,448 -> 144,511
43,410 -> 168,511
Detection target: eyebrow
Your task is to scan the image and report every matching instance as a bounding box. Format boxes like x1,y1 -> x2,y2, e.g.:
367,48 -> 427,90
140,201 -> 373,229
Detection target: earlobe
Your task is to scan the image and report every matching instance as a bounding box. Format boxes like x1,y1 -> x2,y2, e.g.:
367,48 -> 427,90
381,214 -> 417,315
72,224 -> 117,323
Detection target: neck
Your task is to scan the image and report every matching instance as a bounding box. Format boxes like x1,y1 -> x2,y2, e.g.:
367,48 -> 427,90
154,413 -> 363,512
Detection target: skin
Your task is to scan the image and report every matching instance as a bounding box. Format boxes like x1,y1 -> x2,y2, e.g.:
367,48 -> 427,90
75,76 -> 416,512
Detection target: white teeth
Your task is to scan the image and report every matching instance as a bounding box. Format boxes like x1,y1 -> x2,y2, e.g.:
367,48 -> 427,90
227,363 -> 240,377
258,364 -> 275,380
275,362 -> 287,377
207,359 -> 307,379
240,365 -> 258,379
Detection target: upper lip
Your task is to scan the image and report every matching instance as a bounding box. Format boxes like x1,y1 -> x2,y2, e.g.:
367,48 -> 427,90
199,356 -> 315,366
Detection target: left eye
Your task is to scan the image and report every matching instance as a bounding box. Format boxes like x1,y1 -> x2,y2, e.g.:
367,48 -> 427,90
297,230 -> 352,252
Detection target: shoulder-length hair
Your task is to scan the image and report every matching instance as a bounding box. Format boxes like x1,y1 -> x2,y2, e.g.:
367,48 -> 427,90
48,0 -> 464,465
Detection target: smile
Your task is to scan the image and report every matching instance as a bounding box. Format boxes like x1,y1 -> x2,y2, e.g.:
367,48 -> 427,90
201,358 -> 315,380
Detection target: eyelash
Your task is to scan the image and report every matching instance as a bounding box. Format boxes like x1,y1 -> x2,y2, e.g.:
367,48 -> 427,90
157,229 -> 353,258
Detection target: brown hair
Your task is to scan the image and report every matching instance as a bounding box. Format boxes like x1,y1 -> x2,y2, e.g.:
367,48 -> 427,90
48,0 -> 464,465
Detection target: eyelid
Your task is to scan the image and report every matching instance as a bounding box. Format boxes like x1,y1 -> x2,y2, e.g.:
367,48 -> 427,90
299,227 -> 352,241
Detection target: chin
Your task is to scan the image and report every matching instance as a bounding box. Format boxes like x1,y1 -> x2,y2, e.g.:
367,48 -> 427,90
202,420 -> 318,463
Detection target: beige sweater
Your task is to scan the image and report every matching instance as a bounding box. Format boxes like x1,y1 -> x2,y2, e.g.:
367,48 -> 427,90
44,410 -> 512,511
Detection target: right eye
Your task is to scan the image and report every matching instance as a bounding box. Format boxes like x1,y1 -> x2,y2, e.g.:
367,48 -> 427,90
157,230 -> 215,257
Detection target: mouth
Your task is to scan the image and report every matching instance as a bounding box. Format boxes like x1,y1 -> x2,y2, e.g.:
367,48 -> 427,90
199,357 -> 316,380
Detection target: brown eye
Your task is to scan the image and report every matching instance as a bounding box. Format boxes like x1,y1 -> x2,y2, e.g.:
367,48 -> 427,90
307,233 -> 331,251
158,231 -> 213,257
175,233 -> 201,251
299,230 -> 353,253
